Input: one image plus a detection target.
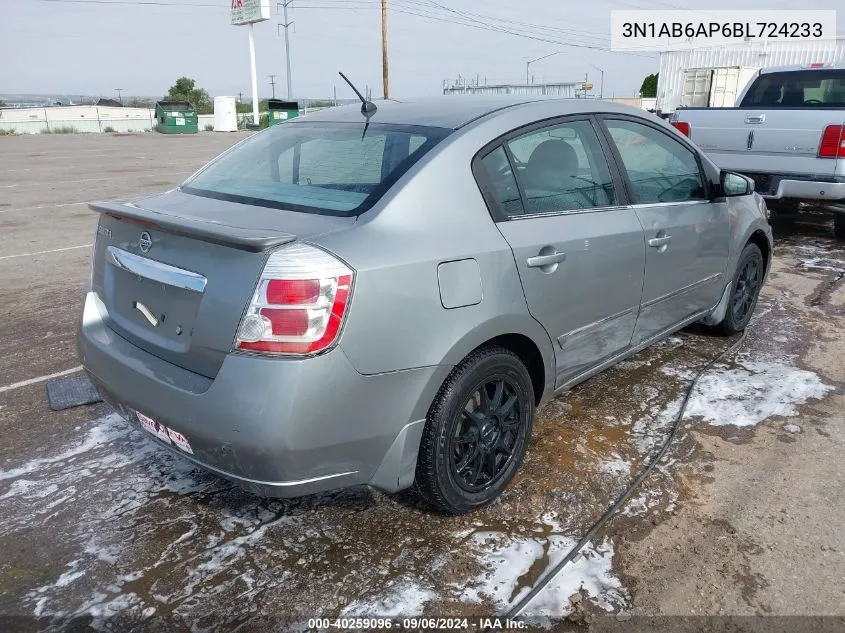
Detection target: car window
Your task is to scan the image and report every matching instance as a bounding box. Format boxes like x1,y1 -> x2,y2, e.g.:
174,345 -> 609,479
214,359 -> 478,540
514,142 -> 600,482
283,135 -> 386,185
504,120 -> 617,214
740,70 -> 845,108
183,123 -> 449,216
479,146 -> 524,216
604,119 -> 706,204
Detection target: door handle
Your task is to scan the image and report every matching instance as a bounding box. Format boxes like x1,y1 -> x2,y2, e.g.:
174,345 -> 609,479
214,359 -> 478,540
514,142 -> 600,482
648,235 -> 673,248
527,252 -> 566,268
744,114 -> 765,124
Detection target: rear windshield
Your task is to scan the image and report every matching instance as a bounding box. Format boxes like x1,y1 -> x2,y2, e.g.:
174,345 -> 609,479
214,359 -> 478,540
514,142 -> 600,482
182,122 -> 450,216
740,70 -> 845,108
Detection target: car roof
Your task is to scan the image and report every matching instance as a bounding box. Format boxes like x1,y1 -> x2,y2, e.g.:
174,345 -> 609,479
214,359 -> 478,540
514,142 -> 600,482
299,96 -> 634,130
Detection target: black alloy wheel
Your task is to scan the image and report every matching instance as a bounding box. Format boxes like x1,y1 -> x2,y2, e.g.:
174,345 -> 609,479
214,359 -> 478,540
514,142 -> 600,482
415,346 -> 535,515
450,377 -> 523,492
731,256 -> 762,324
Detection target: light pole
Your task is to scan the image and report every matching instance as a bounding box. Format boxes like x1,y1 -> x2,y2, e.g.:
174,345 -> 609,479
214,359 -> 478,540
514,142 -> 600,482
114,88 -> 123,105
589,64 -> 605,99
526,50 -> 565,85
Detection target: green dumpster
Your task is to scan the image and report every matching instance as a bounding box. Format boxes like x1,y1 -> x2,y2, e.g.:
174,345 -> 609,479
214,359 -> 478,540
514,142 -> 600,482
155,101 -> 198,134
267,100 -> 300,126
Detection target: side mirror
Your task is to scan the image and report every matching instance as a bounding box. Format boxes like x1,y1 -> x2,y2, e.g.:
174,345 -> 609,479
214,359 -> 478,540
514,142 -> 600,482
721,171 -> 754,197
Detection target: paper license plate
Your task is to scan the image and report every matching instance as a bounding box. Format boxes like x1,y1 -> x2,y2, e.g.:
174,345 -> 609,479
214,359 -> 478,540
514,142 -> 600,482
134,410 -> 194,454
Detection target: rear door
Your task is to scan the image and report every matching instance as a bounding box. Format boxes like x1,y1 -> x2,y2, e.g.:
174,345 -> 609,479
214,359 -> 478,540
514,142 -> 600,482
599,116 -> 730,345
474,116 -> 646,386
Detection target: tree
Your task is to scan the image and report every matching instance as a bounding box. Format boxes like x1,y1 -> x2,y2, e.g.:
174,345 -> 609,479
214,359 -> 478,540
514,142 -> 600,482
164,77 -> 212,114
640,73 -> 658,98
0,99 -> 6,108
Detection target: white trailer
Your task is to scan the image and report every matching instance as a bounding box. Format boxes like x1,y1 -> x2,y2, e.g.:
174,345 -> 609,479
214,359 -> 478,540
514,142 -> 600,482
655,38 -> 845,116
679,66 -> 758,109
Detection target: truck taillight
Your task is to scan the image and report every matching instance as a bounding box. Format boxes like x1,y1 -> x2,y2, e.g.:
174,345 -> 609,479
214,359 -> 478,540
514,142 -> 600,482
818,125 -> 845,158
671,121 -> 690,137
235,243 -> 353,356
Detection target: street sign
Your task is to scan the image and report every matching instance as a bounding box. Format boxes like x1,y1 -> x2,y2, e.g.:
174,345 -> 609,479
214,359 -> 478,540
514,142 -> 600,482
580,83 -> 594,91
231,0 -> 270,26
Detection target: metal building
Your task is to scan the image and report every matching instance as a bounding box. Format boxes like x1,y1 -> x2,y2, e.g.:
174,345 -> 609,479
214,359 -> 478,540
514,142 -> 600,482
656,37 -> 845,115
443,78 -> 580,98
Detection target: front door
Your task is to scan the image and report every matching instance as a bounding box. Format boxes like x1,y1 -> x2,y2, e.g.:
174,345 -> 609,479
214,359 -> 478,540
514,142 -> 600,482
600,117 -> 730,344
474,117 -> 646,386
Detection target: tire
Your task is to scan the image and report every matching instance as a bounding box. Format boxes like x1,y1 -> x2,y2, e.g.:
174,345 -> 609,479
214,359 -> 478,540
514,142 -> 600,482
834,214 -> 845,240
414,346 -> 535,515
713,243 -> 764,335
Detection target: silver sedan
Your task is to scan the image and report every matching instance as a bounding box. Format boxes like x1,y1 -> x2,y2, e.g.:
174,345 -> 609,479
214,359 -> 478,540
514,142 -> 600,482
78,96 -> 772,514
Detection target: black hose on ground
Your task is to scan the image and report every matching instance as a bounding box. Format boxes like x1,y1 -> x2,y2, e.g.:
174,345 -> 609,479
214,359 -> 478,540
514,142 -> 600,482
505,328 -> 750,619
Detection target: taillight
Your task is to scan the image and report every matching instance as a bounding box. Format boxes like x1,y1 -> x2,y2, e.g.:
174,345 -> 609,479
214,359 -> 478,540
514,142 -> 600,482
235,243 -> 354,356
818,125 -> 845,158
671,121 -> 690,137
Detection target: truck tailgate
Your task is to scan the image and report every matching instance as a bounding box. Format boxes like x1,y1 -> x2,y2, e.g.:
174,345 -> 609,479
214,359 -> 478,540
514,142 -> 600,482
677,108 -> 845,180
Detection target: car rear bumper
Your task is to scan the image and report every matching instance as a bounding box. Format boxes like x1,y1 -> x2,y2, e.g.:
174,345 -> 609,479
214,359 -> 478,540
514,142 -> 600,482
744,173 -> 845,202
77,292 -> 447,498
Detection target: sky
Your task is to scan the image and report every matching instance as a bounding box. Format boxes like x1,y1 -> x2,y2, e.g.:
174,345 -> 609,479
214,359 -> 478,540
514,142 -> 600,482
1,0 -> 843,101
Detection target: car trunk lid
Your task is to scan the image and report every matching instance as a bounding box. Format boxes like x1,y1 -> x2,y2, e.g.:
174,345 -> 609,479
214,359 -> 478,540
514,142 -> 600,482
89,190 -> 355,379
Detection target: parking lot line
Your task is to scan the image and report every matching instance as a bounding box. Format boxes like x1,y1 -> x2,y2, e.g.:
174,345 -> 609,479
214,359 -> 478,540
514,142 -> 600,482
0,244 -> 91,260
0,366 -> 83,395
0,201 -> 89,214
1,170 -> 192,188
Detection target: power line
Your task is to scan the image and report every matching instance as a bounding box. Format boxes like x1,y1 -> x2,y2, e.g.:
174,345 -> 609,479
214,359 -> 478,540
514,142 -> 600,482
298,0 -> 657,56
32,0 -> 659,57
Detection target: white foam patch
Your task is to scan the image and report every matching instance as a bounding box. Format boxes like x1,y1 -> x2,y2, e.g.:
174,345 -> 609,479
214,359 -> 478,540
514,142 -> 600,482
0,414 -> 129,481
460,515 -> 626,617
800,256 -> 845,275
343,580 -> 436,617
684,360 -> 833,427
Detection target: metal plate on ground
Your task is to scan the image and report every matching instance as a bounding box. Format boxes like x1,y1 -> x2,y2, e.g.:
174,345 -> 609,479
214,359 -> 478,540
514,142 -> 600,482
45,374 -> 103,411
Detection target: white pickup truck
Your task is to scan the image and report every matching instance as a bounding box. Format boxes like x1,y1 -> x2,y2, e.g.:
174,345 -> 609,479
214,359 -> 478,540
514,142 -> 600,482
671,63 -> 845,238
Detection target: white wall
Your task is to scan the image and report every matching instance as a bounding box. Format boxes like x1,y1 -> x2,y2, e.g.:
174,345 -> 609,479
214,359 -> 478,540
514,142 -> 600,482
0,106 -> 157,133
656,38 -> 845,114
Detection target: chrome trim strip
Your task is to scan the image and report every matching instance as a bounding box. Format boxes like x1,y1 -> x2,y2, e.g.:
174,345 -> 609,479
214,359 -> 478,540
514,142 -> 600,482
108,246 -> 207,293
507,204 -> 632,221
640,272 -> 721,310
629,200 -> 705,209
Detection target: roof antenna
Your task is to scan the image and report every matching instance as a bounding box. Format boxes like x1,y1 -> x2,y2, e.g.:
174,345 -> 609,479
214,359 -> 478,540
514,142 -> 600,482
339,71 -> 377,138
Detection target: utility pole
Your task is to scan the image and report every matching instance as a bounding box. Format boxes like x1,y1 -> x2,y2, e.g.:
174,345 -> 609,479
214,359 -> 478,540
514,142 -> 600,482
277,1 -> 294,99
268,74 -> 277,99
114,88 -> 123,105
381,0 -> 389,99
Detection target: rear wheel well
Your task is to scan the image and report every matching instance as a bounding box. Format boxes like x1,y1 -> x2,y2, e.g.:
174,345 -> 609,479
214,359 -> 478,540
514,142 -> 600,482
747,230 -> 770,276
479,334 -> 545,406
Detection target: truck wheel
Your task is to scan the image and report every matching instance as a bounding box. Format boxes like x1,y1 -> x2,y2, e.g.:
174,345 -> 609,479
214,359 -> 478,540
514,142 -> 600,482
834,214 -> 845,240
415,346 -> 534,515
713,243 -> 764,335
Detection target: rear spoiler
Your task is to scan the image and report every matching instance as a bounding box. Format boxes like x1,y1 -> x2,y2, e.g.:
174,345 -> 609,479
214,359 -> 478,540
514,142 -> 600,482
89,202 -> 296,253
